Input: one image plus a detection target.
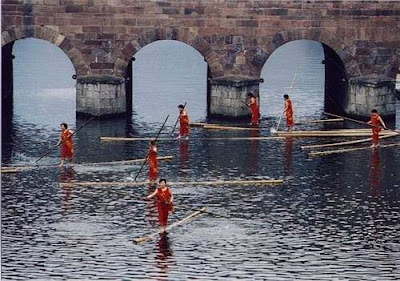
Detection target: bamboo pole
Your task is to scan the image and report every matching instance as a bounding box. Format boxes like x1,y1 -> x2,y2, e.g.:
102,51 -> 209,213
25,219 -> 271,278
100,136 -> 285,142
133,207 -> 207,244
59,178 -> 284,187
0,156 -> 174,171
203,125 -> 261,131
276,131 -> 395,137
1,168 -> 19,173
79,156 -> 173,166
300,133 -> 399,150
308,142 -> 400,157
306,118 -> 344,123
190,122 -> 207,127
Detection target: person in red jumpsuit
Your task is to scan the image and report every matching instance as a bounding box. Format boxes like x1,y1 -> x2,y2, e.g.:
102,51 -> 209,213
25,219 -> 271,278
247,92 -> 259,125
147,179 -> 174,233
57,123 -> 74,167
367,109 -> 387,147
178,104 -> 190,139
148,140 -> 158,184
284,94 -> 294,131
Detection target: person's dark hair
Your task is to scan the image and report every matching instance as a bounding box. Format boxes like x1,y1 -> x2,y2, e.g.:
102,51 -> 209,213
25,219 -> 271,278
178,104 -> 184,109
371,109 -> 378,113
159,178 -> 167,184
284,94 -> 289,99
150,140 -> 156,145
247,92 -> 254,98
60,123 -> 68,129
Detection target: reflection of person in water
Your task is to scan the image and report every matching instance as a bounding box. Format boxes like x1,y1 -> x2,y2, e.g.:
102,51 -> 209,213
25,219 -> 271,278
249,128 -> 259,173
156,232 -> 173,278
284,137 -> 293,179
369,148 -> 381,198
59,166 -> 75,215
179,140 -> 189,171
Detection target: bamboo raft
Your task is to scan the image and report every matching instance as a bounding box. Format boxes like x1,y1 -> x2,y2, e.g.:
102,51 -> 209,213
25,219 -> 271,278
1,156 -> 174,172
203,125 -> 261,131
300,133 -> 399,150
308,142 -> 400,157
59,178 -> 284,187
1,168 -> 20,173
306,118 -> 344,123
133,207 -> 207,244
100,136 -> 285,142
276,130 -> 396,137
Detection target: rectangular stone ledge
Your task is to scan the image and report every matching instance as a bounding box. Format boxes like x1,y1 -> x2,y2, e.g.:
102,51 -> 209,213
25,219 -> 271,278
211,75 -> 261,88
77,76 -> 125,85
349,75 -> 395,88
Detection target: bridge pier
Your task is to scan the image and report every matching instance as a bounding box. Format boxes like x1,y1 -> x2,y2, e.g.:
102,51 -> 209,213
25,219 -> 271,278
344,76 -> 396,119
209,76 -> 260,119
76,76 -> 127,117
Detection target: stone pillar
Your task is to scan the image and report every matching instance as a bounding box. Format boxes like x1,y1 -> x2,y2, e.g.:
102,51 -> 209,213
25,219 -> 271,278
209,76 -> 260,119
76,76 -> 127,116
344,76 -> 396,118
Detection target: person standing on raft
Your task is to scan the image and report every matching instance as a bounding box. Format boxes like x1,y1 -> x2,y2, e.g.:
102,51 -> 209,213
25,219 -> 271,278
367,109 -> 387,148
247,92 -> 259,125
178,104 -> 190,139
148,140 -> 158,185
57,123 -> 74,167
147,179 -> 174,233
283,94 -> 294,131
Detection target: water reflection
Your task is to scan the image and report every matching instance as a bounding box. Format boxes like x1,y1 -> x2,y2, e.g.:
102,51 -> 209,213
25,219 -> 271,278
369,149 -> 381,198
156,233 -> 173,280
284,137 -> 294,179
249,127 -> 259,173
179,140 -> 189,172
59,166 -> 75,216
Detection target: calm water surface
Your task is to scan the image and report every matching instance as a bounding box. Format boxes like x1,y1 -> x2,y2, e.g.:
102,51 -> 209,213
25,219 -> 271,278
2,38 -> 400,280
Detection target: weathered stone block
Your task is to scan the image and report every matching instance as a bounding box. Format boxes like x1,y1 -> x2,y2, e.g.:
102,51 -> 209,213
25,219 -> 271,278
345,76 -> 396,118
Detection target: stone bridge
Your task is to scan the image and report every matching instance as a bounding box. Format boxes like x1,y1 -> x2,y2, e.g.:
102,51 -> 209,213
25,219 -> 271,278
2,0 -> 400,118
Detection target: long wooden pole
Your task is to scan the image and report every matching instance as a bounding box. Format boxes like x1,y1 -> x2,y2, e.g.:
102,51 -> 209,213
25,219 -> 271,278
134,115 -> 169,181
133,207 -> 206,244
171,102 -> 186,136
35,115 -> 98,163
308,142 -> 400,157
300,133 -> 398,150
324,112 -> 397,133
276,131 -> 395,137
203,125 -> 261,131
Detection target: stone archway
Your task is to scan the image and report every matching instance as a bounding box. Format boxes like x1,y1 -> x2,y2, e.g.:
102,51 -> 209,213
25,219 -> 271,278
113,27 -> 224,79
248,27 -> 352,79
1,25 -> 89,76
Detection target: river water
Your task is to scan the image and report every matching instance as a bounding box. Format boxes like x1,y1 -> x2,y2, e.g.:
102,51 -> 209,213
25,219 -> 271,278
1,38 -> 400,280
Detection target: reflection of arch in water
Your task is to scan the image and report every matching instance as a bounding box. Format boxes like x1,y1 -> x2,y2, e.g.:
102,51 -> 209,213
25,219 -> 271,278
259,39 -> 346,118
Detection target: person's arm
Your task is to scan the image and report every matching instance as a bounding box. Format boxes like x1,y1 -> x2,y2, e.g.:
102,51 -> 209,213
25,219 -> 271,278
146,189 -> 158,199
378,116 -> 387,129
56,137 -> 62,146
169,191 -> 173,204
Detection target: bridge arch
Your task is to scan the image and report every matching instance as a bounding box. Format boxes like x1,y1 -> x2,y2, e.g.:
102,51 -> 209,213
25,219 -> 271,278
1,25 -> 89,76
253,28 -> 349,114
114,27 -> 224,79
247,27 -> 352,78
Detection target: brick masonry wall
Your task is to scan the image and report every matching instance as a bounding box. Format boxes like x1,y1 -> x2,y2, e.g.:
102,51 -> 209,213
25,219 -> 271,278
2,0 -> 400,80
